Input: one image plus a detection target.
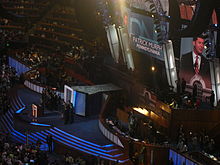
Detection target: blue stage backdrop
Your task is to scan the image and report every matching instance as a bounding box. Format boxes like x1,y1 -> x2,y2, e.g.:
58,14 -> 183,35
8,57 -> 30,75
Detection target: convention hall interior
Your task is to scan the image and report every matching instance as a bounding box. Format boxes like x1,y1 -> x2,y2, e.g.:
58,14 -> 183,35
1,0 -> 220,164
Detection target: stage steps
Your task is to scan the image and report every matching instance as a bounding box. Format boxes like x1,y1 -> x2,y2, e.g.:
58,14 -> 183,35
0,88 -> 130,164
41,128 -> 128,162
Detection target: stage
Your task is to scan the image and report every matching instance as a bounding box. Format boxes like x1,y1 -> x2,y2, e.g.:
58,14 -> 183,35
0,85 -> 130,164
15,87 -> 112,146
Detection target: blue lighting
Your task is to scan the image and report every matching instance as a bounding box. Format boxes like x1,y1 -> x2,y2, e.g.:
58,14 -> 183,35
39,144 -> 48,151
12,129 -> 25,138
73,91 -> 77,107
17,96 -> 25,107
102,144 -> 114,147
54,137 -> 99,156
51,136 -> 123,162
7,109 -> 13,118
44,130 -> 121,158
46,129 -> 112,153
16,107 -> 25,114
11,100 -> 19,109
12,129 -> 40,144
7,95 -> 127,163
118,159 -> 130,163
11,132 -> 25,143
12,97 -> 23,109
53,127 -> 114,149
27,134 -> 39,142
2,116 -> 12,131
34,132 -> 47,142
4,113 -> 13,126
1,120 -> 9,131
11,133 -> 24,143
30,122 -> 51,127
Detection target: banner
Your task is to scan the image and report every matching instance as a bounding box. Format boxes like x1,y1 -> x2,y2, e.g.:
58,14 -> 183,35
131,34 -> 163,61
126,9 -> 164,61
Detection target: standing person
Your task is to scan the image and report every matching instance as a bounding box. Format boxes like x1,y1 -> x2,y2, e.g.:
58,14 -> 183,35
36,139 -> 42,150
139,146 -> 147,165
128,111 -> 136,137
68,101 -> 75,124
64,103 -> 69,125
192,84 -> 198,103
210,90 -> 215,108
128,139 -> 134,161
46,134 -> 53,152
176,78 -> 181,95
181,78 -> 186,94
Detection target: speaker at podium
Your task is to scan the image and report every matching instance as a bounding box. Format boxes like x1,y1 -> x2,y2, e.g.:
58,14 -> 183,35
32,103 -> 44,118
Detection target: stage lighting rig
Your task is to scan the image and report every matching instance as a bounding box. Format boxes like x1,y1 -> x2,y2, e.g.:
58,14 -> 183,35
146,0 -> 169,44
202,30 -> 216,59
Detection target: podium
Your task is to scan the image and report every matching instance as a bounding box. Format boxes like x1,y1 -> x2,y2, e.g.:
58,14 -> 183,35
32,104 -> 44,117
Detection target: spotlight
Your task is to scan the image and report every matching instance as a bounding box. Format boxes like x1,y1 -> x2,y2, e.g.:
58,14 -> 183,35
151,66 -> 155,71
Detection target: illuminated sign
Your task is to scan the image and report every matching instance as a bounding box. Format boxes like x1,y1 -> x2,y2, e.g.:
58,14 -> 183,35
131,34 -> 163,60
127,9 -> 164,61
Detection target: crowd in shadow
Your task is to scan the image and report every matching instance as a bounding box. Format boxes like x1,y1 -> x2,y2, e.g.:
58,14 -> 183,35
41,87 -> 62,112
0,60 -> 18,115
0,133 -> 54,165
176,124 -> 218,158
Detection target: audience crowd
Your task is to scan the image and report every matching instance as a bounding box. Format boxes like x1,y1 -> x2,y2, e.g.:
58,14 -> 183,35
0,18 -> 26,43
176,125 -> 217,155
0,62 -> 18,115
0,29 -> 25,43
41,87 -> 62,112
0,0 -> 53,19
8,45 -> 44,67
0,133 -> 92,165
2,0 -> 220,164
0,134 -> 51,165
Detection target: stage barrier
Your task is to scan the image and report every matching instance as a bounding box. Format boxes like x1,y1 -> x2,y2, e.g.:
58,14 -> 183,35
98,120 -> 124,148
24,80 -> 64,99
169,149 -> 198,165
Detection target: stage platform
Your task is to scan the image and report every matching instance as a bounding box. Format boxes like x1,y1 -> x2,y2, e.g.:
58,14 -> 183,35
0,85 -> 130,164
15,87 -> 112,146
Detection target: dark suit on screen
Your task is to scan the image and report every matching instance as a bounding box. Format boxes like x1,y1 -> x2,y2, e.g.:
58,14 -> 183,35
179,52 -> 211,89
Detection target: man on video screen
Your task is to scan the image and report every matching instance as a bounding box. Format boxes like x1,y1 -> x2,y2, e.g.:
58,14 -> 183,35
179,35 -> 211,99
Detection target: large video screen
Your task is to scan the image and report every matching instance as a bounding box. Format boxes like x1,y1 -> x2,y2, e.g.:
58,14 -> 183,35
74,91 -> 86,116
120,4 -> 169,91
126,8 -> 164,61
179,37 -> 212,100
